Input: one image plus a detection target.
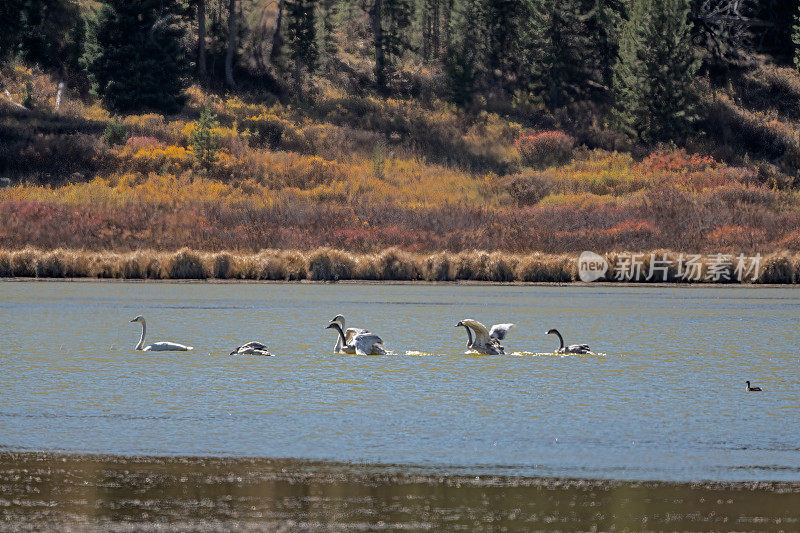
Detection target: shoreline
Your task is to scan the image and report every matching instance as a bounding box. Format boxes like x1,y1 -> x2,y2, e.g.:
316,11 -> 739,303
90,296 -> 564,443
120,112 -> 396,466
3,276 -> 800,289
2,246 -> 800,284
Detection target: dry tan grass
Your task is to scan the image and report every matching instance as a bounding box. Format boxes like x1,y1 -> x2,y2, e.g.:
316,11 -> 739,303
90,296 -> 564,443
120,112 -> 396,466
0,247 -> 796,283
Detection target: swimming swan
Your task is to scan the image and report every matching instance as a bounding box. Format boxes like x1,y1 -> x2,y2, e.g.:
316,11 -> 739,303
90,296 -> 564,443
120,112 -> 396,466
546,328 -> 592,354
746,380 -> 763,392
130,316 -> 193,351
455,319 -> 506,355
326,322 -> 386,355
329,314 -> 369,354
230,341 -> 274,356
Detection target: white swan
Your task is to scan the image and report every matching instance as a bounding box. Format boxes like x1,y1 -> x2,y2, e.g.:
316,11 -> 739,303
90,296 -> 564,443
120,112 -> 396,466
230,341 -> 273,356
130,316 -> 193,351
546,328 -> 593,354
326,322 -> 386,355
455,319 -> 506,355
329,314 -> 369,354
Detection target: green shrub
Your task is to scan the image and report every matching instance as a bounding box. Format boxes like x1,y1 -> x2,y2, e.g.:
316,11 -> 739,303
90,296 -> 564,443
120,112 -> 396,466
190,106 -> 221,168
102,119 -> 129,146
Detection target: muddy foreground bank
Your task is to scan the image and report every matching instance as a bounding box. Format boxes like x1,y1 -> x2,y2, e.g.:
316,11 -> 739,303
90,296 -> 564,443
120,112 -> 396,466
0,452 -> 798,531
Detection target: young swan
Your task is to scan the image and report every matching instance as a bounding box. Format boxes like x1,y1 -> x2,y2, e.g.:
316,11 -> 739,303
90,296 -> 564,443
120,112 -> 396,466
130,316 -> 193,351
546,328 -> 592,354
746,380 -> 763,392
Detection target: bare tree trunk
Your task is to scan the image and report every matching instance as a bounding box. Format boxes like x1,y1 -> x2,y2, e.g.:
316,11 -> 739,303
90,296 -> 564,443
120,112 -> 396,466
197,0 -> 207,82
225,0 -> 237,89
270,0 -> 285,64
371,0 -> 385,92
55,80 -> 66,110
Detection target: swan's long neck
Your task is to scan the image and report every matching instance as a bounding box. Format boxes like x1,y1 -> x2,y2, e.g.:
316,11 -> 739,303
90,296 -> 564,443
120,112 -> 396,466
334,317 -> 345,352
330,322 -> 347,345
553,330 -> 564,350
462,325 -> 473,347
135,320 -> 146,350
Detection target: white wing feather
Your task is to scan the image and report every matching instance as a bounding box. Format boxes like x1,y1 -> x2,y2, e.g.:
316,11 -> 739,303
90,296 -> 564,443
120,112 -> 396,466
460,319 -> 491,347
354,333 -> 384,356
489,323 -> 515,341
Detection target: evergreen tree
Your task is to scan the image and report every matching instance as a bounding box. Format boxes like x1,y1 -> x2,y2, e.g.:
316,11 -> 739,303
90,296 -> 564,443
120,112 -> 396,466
523,0 -> 593,108
445,0 -> 490,103
612,0 -> 699,142
285,0 -> 318,89
586,0 -> 624,89
316,0 -> 338,70
485,0 -> 524,91
372,0 -> 413,92
82,0 -> 190,113
793,0 -> 800,71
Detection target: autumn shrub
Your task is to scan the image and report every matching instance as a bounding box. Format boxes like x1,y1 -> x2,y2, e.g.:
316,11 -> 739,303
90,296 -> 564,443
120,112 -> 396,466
123,114 -> 168,138
239,114 -> 285,148
9,133 -> 104,181
516,131 -> 575,169
506,171 -> 553,206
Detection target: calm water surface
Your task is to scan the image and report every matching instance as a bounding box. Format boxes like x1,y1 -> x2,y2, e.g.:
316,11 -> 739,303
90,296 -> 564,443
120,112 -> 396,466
1,281 -> 799,482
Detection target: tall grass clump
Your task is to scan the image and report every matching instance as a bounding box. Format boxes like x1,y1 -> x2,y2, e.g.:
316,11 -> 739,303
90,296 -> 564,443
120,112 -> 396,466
167,249 -> 208,279
515,254 -> 575,282
10,248 -> 38,277
423,252 -> 454,281
308,248 -> 356,281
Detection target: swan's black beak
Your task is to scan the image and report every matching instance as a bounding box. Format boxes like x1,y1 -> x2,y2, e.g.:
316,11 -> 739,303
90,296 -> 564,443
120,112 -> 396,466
454,321 -> 463,327
325,323 -> 335,329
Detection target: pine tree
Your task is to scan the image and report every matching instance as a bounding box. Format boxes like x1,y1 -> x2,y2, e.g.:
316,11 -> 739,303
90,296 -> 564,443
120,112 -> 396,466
485,0 -> 523,91
316,0 -> 338,70
612,0 -> 699,142
586,0 -> 624,89
372,0 -> 413,92
285,0 -> 318,89
793,1 -> 800,71
523,0 -> 593,108
82,0 -> 190,113
445,0 -> 490,103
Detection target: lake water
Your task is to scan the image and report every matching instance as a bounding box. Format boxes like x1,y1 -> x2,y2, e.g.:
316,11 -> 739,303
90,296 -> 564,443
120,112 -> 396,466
1,281 -> 799,482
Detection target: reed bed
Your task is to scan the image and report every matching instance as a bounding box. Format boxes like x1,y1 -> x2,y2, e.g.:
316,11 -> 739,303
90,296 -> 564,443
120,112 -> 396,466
1,247 -> 798,283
